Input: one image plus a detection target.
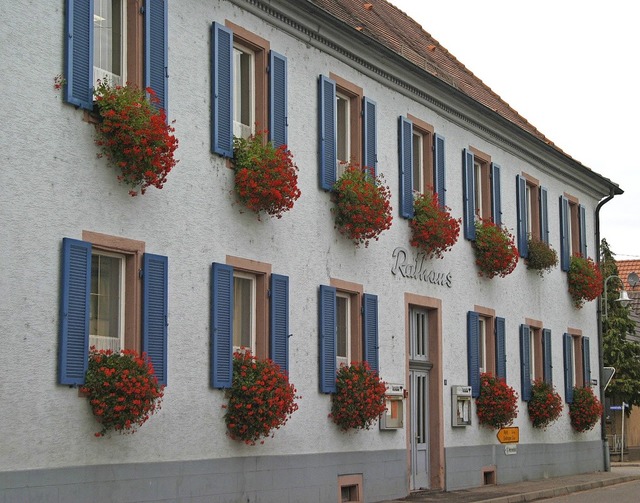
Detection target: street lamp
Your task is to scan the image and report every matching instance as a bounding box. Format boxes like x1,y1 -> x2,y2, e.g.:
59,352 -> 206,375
603,273 -> 636,319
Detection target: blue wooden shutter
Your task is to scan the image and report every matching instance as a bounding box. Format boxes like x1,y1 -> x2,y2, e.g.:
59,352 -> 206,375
516,175 -> 528,257
579,204 -> 587,257
211,22 -> 234,157
142,253 -> 168,386
318,75 -> 337,190
362,97 -> 377,175
269,51 -> 288,148
64,0 -> 94,110
462,149 -> 476,240
563,333 -> 574,403
491,162 -> 502,226
363,293 -> 379,373
582,337 -> 591,387
559,196 -> 570,271
540,187 -> 549,244
59,238 -> 91,385
211,263 -> 234,388
495,317 -> 506,380
434,133 -> 446,207
467,311 -> 480,397
319,285 -> 337,393
542,328 -> 552,384
270,274 -> 289,373
398,116 -> 414,219
520,324 -> 532,401
145,0 -> 168,113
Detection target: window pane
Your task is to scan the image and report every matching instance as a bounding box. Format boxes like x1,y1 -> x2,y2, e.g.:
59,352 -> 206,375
474,162 -> 483,218
93,0 -> 125,86
478,318 -> 486,372
233,46 -> 254,138
336,294 -> 350,365
90,253 -> 123,352
412,132 -> 423,193
336,93 -> 350,167
233,275 -> 255,351
525,184 -> 532,236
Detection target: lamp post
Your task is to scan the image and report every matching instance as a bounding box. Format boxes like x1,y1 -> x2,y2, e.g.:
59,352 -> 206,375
603,274 -> 634,319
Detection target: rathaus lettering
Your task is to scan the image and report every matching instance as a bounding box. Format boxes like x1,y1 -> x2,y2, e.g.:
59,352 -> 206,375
391,247 -> 452,287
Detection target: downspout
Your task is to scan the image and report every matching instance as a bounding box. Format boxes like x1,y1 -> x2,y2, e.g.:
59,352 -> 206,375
595,188 -> 616,472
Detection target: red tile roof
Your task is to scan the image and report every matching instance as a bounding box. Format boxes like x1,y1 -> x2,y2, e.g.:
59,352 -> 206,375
617,260 -> 640,291
307,0 -> 569,155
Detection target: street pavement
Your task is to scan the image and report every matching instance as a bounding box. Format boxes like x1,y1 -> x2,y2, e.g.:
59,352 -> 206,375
379,462 -> 640,503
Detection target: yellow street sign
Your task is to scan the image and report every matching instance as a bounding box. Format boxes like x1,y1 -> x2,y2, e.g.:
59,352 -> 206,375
496,427 -> 519,444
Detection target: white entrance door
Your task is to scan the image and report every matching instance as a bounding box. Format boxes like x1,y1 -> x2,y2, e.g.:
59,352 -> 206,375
410,369 -> 429,489
409,307 -> 430,490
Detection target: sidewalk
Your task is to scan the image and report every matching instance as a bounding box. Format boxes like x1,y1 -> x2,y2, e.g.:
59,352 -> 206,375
380,463 -> 640,503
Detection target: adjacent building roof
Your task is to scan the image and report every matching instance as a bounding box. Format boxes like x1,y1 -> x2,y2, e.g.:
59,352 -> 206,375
616,260 -> 640,340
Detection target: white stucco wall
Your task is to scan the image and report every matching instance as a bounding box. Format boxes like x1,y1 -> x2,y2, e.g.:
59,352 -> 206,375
0,0 -> 608,477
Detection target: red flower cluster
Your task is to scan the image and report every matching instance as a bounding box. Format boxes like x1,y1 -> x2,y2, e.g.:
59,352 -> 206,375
223,351 -> 300,445
569,386 -> 603,432
329,361 -> 387,431
81,347 -> 164,437
527,379 -> 563,429
232,131 -> 301,219
409,191 -> 460,259
567,254 -> 604,309
93,81 -> 178,196
475,373 -> 518,429
332,165 -> 393,247
473,219 -> 519,278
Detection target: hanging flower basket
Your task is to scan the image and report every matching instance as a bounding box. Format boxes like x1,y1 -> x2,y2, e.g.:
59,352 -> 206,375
93,81 -> 178,196
526,239 -> 558,277
475,373 -> 518,429
232,131 -> 301,219
567,254 -> 603,308
329,362 -> 387,431
332,165 -> 393,247
527,379 -> 563,429
409,191 -> 460,259
81,347 -> 164,437
223,351 -> 300,445
569,386 -> 603,432
473,219 -> 519,278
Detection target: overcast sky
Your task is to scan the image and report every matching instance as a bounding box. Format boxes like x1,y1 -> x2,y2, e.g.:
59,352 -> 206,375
388,0 -> 639,261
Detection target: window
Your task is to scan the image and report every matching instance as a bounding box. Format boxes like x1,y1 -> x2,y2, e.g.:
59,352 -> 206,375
93,0 -> 126,86
210,258 -> 290,389
337,474 -> 363,503
398,115 -> 446,218
318,280 -> 379,393
64,0 -> 168,112
462,147 -> 501,240
519,321 -> 553,401
211,22 -> 288,157
233,271 -> 256,353
516,173 -> 550,257
559,194 -> 587,271
563,330 -> 591,402
90,250 -> 125,352
58,233 -> 168,386
318,74 -> 377,190
467,308 -> 506,397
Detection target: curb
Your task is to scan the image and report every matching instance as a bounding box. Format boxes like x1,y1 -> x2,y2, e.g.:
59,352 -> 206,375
476,474 -> 640,503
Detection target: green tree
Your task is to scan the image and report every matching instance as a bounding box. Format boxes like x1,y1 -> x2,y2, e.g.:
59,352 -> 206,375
601,239 -> 640,409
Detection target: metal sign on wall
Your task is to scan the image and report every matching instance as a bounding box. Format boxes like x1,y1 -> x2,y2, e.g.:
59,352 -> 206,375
391,247 -> 452,287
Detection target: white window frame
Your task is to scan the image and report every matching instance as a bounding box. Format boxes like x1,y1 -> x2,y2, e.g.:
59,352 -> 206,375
233,271 -> 256,353
89,250 -> 125,353
410,307 -> 429,361
336,91 -> 351,175
525,184 -> 533,237
93,0 -> 127,87
474,161 -> 484,220
478,317 -> 487,374
336,292 -> 351,368
412,130 -> 424,195
233,42 -> 256,139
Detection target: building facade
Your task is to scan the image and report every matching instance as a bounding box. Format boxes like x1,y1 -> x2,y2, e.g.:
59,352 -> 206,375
0,0 -> 622,501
